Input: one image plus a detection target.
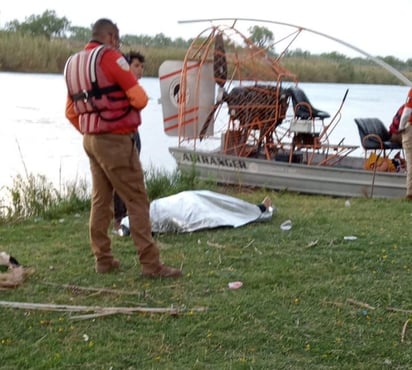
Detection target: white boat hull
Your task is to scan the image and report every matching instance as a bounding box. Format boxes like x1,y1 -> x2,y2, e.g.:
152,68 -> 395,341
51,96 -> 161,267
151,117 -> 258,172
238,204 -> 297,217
169,147 -> 406,199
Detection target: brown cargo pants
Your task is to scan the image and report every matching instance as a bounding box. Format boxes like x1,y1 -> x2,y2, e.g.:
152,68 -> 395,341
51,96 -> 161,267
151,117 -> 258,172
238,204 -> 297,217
83,133 -> 160,271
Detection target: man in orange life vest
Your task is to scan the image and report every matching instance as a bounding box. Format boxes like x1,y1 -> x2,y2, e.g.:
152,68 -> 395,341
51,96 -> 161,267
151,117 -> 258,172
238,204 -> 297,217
64,18 -> 182,277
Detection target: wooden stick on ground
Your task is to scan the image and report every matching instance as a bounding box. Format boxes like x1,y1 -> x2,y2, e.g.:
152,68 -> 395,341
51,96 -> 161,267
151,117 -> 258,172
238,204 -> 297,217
346,298 -> 376,310
401,318 -> 410,343
206,241 -> 226,249
0,300 -> 208,320
243,240 -> 255,249
321,300 -> 346,308
43,282 -> 144,296
386,306 -> 412,314
70,311 -> 127,320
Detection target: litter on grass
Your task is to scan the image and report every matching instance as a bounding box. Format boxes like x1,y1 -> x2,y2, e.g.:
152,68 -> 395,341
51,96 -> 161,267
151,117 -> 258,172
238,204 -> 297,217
228,281 -> 243,289
280,220 -> 292,231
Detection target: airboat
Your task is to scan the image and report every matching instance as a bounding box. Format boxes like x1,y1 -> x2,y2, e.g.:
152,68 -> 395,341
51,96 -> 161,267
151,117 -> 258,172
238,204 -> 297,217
158,18 -> 409,198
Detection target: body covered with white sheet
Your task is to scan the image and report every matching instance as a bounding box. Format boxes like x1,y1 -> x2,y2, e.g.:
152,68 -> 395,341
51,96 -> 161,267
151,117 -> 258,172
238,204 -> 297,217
121,190 -> 274,233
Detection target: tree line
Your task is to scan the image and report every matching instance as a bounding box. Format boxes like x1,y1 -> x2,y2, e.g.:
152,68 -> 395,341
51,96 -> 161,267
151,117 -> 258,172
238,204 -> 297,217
2,10 -> 193,48
1,9 -> 411,83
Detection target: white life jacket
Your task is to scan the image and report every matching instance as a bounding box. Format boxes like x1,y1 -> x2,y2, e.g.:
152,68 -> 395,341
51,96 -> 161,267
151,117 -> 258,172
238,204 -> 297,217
64,45 -> 140,134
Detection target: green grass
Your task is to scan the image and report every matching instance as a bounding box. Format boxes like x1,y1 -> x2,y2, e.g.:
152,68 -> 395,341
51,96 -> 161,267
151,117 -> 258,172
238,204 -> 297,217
1,187 -> 412,369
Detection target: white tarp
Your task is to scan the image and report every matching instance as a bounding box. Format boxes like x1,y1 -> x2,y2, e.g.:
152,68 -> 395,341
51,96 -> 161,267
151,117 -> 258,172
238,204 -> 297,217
121,190 -> 275,234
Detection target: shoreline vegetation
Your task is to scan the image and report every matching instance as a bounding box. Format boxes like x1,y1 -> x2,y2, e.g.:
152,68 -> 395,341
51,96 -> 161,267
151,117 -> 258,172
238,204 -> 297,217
1,30 -> 412,85
0,167 -> 199,224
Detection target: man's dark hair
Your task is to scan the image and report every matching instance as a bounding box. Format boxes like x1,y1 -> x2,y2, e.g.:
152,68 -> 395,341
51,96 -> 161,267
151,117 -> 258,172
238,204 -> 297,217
92,18 -> 118,40
125,51 -> 145,65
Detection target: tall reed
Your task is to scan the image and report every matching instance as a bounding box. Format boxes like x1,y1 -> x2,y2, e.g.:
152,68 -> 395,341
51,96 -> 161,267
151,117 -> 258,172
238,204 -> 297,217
0,173 -> 89,223
0,167 -> 199,224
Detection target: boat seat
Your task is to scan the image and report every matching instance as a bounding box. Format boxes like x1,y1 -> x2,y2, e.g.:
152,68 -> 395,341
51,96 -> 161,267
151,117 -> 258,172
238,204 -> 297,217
286,86 -> 332,163
287,86 -> 330,120
354,118 -> 402,154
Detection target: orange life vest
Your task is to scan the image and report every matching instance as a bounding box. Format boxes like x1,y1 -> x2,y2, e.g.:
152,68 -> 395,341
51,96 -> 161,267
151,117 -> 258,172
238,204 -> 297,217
64,45 -> 140,134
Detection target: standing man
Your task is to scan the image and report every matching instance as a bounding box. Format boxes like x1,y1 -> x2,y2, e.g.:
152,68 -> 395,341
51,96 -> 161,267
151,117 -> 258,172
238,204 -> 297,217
64,18 -> 182,277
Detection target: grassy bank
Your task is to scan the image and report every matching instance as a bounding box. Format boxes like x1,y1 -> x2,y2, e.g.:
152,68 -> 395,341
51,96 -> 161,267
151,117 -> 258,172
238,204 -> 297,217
1,177 -> 412,368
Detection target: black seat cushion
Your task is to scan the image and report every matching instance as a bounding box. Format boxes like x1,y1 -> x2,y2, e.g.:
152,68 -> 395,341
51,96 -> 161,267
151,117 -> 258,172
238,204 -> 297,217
287,87 -> 330,120
354,118 -> 402,150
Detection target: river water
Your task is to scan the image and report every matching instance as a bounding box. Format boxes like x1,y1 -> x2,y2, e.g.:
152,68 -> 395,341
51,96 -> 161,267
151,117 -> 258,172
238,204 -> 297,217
0,72 -> 409,191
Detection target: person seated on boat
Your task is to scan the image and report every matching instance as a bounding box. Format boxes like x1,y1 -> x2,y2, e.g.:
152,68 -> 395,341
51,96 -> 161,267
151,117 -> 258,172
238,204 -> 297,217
364,151 -> 405,172
392,151 -> 406,172
388,104 -> 405,144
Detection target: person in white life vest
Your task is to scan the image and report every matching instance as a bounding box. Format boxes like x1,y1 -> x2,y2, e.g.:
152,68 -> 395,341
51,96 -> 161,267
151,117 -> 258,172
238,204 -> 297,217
399,88 -> 412,200
64,18 -> 182,278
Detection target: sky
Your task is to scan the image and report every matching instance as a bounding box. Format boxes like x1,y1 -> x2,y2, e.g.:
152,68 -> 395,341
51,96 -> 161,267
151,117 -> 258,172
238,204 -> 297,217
0,0 -> 410,61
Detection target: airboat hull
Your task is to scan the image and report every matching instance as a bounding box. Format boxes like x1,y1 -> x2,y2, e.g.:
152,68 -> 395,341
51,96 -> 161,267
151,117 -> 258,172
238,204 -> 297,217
169,147 -> 406,199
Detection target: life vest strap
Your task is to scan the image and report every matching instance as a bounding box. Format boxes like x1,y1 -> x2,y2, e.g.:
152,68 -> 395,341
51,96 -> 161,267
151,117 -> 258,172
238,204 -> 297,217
71,84 -> 122,102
